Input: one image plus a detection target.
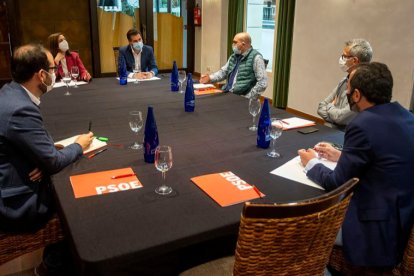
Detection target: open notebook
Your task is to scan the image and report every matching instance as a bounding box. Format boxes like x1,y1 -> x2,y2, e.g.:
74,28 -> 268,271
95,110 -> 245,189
55,136 -> 107,154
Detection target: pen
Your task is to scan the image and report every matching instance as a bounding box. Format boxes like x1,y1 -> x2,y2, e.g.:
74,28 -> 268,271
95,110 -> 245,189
96,136 -> 109,142
111,173 -> 136,179
280,120 -> 290,125
88,120 -> 92,132
87,148 -> 107,159
251,185 -> 263,198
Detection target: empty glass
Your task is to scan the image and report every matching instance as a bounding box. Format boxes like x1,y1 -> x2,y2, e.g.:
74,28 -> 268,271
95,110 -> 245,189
71,66 -> 79,88
248,97 -> 261,131
178,70 -> 186,93
133,64 -> 140,84
129,111 -> 143,149
267,118 -> 283,158
154,145 -> 173,195
61,71 -> 72,96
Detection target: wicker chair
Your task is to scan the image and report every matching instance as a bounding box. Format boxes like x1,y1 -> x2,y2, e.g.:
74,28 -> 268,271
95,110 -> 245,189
181,178 -> 359,276
329,223 -> 414,276
0,216 -> 65,266
113,46 -> 119,76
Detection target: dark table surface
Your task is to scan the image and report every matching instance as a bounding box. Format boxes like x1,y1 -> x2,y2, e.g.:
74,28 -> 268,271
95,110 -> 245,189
41,77 -> 344,275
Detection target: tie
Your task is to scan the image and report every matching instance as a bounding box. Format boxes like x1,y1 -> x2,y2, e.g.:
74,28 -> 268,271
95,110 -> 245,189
224,55 -> 242,92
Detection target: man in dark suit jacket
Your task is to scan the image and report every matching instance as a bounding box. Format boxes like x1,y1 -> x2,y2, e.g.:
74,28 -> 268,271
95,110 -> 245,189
298,62 -> 414,267
0,44 -> 93,232
118,28 -> 158,79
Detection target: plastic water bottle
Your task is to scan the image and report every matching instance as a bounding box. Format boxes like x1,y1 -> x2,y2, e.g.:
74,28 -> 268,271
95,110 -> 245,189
171,61 -> 179,92
184,73 -> 195,112
257,98 -> 271,148
143,106 -> 159,163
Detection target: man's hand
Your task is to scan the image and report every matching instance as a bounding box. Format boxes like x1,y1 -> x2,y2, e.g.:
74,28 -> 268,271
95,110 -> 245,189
29,168 -> 43,182
314,142 -> 341,162
298,148 -> 318,166
75,132 -> 94,151
199,74 -> 210,84
134,72 -> 153,80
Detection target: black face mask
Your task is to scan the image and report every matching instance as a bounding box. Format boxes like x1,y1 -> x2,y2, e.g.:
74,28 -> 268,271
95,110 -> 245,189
346,89 -> 358,112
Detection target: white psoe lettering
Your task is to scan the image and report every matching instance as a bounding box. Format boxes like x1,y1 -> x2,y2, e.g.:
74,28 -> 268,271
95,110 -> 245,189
219,172 -> 252,191
95,181 -> 141,195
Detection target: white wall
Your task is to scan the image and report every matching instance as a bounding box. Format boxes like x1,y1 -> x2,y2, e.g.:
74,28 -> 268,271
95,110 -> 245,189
288,0 -> 414,116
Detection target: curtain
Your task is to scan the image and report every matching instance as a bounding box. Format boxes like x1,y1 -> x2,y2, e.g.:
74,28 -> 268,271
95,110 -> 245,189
273,0 -> 296,108
227,0 -> 245,58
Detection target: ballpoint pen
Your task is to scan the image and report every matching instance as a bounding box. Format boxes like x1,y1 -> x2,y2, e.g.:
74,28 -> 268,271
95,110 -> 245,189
95,136 -> 109,142
88,120 -> 92,132
87,148 -> 107,159
111,173 -> 136,179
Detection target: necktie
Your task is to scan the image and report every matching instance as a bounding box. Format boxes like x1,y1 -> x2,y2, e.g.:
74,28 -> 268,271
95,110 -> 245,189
225,55 -> 242,92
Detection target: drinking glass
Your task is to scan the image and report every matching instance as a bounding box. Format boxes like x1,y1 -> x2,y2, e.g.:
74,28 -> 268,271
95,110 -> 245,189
129,111 -> 143,149
61,71 -> 72,96
133,64 -> 140,84
267,118 -> 283,158
178,70 -> 186,93
248,98 -> 261,131
154,145 -> 173,195
71,66 -> 79,88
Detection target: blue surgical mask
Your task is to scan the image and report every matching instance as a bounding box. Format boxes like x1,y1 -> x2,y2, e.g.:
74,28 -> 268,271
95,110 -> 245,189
232,44 -> 241,55
133,42 -> 143,51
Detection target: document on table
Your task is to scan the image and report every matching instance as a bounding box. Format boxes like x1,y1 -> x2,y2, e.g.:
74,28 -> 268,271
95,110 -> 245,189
55,136 -> 107,154
53,81 -> 88,88
193,83 -> 215,90
280,117 -> 316,130
270,156 -> 337,190
116,77 -> 161,82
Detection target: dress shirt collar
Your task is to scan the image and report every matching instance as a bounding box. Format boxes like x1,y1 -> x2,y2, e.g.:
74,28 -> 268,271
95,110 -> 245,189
20,84 -> 41,106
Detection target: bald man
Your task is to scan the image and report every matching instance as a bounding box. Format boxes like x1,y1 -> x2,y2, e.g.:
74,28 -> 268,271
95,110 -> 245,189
200,32 -> 267,99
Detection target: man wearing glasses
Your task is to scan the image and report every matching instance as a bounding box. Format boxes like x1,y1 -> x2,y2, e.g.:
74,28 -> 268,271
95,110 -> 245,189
0,44 -> 93,232
317,39 -> 373,130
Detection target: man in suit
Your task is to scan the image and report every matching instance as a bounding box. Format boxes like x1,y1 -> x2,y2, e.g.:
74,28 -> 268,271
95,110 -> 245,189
298,62 -> 414,267
199,32 -> 267,99
118,28 -> 158,79
0,44 -> 93,232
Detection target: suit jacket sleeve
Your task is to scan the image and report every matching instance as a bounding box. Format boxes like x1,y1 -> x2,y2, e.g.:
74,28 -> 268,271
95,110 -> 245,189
307,122 -> 371,191
72,52 -> 89,80
8,104 -> 83,175
118,47 -> 131,75
145,46 -> 158,75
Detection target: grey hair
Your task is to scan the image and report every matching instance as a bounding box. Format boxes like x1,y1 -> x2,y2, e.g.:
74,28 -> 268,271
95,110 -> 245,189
345,39 -> 373,62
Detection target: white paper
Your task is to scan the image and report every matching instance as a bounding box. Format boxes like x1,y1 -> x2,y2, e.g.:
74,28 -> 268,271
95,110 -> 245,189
55,136 -> 107,154
279,117 -> 316,130
53,81 -> 88,88
270,156 -> 337,190
116,77 -> 161,83
193,83 -> 215,89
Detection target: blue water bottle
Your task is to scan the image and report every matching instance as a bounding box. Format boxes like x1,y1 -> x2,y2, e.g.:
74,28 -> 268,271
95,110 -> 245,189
118,57 -> 128,85
184,73 -> 195,112
171,61 -> 179,92
257,98 -> 271,148
143,106 -> 159,163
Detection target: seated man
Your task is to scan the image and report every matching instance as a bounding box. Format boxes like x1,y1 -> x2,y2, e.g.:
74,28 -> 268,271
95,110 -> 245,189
199,32 -> 267,99
317,39 -> 372,130
0,44 -> 93,232
299,62 -> 414,268
118,28 -> 158,79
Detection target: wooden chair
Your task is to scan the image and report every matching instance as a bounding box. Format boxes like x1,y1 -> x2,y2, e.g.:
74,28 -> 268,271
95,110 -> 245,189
0,216 -> 65,266
329,223 -> 414,275
181,178 -> 359,276
113,46 -> 119,76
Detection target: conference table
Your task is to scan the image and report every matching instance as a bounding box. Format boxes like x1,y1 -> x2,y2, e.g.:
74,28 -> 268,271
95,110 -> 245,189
41,76 -> 344,275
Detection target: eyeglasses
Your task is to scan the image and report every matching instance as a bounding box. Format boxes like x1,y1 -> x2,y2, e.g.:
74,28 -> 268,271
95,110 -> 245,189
341,54 -> 354,59
49,66 -> 58,73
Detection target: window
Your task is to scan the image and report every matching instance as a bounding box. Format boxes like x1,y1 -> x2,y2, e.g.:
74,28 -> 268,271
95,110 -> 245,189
246,0 -> 276,72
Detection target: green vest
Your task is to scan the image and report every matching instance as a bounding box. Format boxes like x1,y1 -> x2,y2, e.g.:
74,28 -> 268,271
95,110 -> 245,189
226,48 -> 261,95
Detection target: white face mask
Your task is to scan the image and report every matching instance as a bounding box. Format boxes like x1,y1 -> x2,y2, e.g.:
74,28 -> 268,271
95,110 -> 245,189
132,41 -> 143,51
232,44 -> 241,55
339,56 -> 351,72
59,40 -> 69,52
42,70 -> 56,93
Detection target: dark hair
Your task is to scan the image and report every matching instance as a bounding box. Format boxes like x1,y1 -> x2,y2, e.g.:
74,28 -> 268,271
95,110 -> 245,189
11,44 -> 50,83
126,29 -> 141,41
47,32 -> 71,57
350,62 -> 393,105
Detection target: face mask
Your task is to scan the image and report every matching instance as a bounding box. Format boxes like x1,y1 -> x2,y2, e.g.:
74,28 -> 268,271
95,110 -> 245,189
346,89 -> 358,112
133,41 -> 143,51
59,40 -> 69,52
232,44 -> 241,55
338,56 -> 350,72
41,70 -> 56,94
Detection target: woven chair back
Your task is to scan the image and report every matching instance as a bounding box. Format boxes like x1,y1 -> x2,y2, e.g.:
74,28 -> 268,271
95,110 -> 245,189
113,46 -> 120,76
233,178 -> 359,276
